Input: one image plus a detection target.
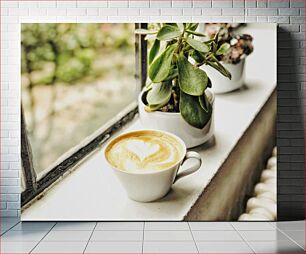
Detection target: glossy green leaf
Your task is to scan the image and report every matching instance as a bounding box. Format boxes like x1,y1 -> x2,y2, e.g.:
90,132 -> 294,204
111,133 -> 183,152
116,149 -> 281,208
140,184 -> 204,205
216,43 -> 231,56
190,50 -> 205,63
146,81 -> 172,106
214,31 -> 220,43
180,91 -> 212,129
149,39 -> 160,65
186,23 -> 199,31
149,44 -> 177,83
185,30 -> 205,37
177,53 -> 208,96
210,41 -> 218,52
157,25 -> 181,41
198,93 -> 211,113
164,67 -> 178,81
144,79 -> 153,91
205,39 -> 215,44
207,61 -> 231,79
146,103 -> 165,111
186,37 -> 210,53
207,56 -> 232,79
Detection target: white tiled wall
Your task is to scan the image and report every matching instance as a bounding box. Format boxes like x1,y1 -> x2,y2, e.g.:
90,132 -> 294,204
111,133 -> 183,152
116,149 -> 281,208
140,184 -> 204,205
1,0 -> 305,218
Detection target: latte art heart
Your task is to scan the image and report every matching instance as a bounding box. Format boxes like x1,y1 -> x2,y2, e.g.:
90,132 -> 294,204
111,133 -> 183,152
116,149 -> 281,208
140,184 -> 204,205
125,140 -> 160,161
105,131 -> 184,172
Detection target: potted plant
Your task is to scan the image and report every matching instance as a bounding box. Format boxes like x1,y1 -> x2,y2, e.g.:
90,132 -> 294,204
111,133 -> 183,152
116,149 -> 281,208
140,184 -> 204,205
136,23 -> 231,148
201,23 -> 254,94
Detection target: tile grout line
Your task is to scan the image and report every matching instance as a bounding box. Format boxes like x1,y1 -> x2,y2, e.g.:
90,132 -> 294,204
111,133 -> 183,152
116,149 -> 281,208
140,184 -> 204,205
187,222 -> 200,254
87,240 -> 197,242
268,221 -> 277,229
230,222 -> 256,254
0,219 -> 20,236
29,222 -> 57,254
141,221 -> 145,254
275,227 -> 305,251
82,222 -> 97,254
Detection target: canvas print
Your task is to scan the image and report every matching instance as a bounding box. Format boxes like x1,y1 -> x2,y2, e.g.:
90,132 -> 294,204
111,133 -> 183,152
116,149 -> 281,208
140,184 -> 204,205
21,23 -> 276,221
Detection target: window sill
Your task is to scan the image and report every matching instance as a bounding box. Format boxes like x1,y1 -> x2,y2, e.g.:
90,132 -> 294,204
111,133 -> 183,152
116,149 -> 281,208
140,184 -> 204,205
21,90 -> 276,221
21,24 -> 276,221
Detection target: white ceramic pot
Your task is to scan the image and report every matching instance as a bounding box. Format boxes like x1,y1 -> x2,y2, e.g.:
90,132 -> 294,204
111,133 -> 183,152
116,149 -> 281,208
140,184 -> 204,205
138,90 -> 215,148
105,130 -> 202,202
200,59 -> 245,94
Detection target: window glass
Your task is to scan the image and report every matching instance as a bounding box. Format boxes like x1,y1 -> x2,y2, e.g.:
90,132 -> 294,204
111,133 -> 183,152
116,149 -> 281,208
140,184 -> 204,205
21,23 -> 136,175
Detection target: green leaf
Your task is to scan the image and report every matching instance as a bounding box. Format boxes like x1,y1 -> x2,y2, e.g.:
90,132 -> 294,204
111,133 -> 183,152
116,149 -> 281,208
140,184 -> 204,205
135,29 -> 158,35
207,56 -> 232,79
144,78 -> 153,91
157,25 -> 181,41
149,39 -> 160,65
211,41 -> 218,52
190,23 -> 199,31
177,53 -> 208,96
180,91 -> 212,129
205,39 -> 215,44
190,50 -> 205,63
146,103 -> 164,111
186,23 -> 199,31
207,61 -> 231,79
164,67 -> 178,81
198,93 -> 211,113
214,31 -> 220,43
146,81 -> 172,106
216,43 -> 231,56
186,37 -> 210,53
149,44 -> 177,83
185,30 -> 205,37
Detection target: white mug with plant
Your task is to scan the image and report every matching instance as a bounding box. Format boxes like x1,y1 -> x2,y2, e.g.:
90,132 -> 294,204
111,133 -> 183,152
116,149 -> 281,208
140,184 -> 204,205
136,23 -> 231,148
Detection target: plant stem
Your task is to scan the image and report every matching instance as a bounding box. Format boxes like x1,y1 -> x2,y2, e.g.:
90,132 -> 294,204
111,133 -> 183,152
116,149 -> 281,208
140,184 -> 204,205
195,53 -> 214,67
174,27 -> 185,56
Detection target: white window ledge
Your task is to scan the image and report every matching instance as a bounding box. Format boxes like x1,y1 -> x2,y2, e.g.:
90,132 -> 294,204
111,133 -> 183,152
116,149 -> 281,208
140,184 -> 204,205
21,24 -> 277,221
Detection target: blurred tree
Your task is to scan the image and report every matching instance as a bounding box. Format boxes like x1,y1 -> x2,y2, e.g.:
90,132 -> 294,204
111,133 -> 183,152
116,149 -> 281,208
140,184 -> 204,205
21,23 -> 133,85
21,23 -> 135,172
21,23 -> 134,162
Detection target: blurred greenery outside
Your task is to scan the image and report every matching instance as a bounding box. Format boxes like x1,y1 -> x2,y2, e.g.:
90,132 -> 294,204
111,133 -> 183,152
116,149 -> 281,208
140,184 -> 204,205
21,23 -> 136,174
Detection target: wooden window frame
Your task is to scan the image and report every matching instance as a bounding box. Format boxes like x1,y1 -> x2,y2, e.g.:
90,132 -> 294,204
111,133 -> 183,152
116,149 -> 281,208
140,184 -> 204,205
21,23 -> 148,207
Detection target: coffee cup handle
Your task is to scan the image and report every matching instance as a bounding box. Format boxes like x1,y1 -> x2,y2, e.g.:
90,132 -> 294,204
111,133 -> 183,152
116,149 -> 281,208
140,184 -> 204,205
173,151 -> 202,183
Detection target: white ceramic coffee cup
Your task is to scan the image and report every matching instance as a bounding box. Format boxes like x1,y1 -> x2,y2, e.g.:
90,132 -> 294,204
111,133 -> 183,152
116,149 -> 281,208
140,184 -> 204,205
104,130 -> 202,202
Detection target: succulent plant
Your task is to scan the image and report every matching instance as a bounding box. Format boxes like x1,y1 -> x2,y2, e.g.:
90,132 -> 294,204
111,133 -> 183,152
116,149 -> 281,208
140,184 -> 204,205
136,23 -> 231,129
204,23 -> 254,64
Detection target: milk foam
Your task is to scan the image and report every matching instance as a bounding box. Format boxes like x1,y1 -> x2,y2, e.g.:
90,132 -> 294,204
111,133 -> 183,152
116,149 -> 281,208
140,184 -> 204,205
106,132 -> 183,172
125,140 -> 160,162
